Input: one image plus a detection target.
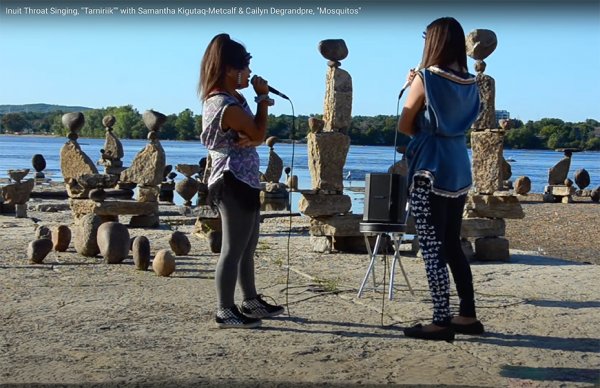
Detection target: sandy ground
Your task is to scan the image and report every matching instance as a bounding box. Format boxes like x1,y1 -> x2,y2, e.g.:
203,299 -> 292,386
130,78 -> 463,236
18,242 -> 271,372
0,195 -> 599,387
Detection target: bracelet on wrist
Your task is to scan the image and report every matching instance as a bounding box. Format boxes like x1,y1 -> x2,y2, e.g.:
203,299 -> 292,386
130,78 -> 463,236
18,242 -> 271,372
254,94 -> 275,106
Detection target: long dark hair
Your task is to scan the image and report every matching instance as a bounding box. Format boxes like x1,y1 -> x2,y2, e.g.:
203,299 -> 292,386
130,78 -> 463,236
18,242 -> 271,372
198,33 -> 251,100
420,17 -> 468,72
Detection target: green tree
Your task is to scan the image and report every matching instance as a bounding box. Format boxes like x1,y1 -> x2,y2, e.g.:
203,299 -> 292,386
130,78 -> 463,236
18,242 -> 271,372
106,105 -> 142,139
1,113 -> 28,133
80,109 -> 106,138
194,114 -> 203,138
175,109 -> 196,140
160,114 -> 178,140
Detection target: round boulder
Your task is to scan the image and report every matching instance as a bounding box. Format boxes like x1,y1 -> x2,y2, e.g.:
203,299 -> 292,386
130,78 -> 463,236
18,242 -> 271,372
62,112 -> 85,132
514,176 -> 531,195
102,115 -> 116,128
52,225 -> 72,252
574,168 -> 591,190
132,236 -> 151,271
32,154 -> 47,173
152,249 -> 176,277
466,29 -> 498,60
97,222 -> 130,264
318,39 -> 348,62
74,214 -> 102,257
143,110 -> 167,132
169,231 -> 191,256
27,239 -> 54,264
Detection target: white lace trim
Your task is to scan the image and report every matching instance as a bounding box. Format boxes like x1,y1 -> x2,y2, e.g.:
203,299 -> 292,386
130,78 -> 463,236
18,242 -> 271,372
410,170 -> 471,198
427,66 -> 477,84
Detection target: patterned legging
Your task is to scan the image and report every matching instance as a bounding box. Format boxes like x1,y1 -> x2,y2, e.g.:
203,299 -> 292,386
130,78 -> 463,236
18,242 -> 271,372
410,176 -> 476,326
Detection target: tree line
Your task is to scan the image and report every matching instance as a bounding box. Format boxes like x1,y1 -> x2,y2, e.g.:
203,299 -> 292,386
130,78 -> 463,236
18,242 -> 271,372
1,106 -> 598,150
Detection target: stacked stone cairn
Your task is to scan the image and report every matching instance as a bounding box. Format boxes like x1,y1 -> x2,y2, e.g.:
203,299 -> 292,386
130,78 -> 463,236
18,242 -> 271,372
159,165 -> 176,203
119,110 -> 167,227
62,110 -> 166,228
97,115 -> 125,180
462,29 -> 524,262
544,149 -> 578,203
299,39 -> 364,253
260,136 -> 289,211
1,169 -> 35,217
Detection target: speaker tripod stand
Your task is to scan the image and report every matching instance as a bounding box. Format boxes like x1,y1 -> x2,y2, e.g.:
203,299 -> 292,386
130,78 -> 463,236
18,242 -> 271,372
357,222 -> 415,300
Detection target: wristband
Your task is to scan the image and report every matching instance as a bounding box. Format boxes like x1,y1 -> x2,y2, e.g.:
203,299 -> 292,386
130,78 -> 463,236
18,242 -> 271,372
254,94 -> 275,106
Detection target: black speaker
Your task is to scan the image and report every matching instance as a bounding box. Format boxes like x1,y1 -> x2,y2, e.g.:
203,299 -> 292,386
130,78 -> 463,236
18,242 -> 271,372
363,173 -> 408,224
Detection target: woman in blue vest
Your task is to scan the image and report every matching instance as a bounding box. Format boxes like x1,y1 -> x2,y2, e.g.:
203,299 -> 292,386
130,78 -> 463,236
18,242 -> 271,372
398,17 -> 484,341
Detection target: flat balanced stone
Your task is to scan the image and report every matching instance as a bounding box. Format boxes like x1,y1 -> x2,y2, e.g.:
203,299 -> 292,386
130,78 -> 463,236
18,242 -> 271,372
69,199 -> 158,217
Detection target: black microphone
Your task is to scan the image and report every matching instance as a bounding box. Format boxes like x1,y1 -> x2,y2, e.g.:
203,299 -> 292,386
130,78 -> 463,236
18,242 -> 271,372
251,75 -> 290,100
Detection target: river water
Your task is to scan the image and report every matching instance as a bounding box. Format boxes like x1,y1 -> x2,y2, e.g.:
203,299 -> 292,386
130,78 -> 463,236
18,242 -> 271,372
1,135 -> 598,213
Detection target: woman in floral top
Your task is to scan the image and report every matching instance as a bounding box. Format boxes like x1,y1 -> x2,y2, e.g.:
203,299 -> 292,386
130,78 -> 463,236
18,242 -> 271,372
198,33 -> 284,329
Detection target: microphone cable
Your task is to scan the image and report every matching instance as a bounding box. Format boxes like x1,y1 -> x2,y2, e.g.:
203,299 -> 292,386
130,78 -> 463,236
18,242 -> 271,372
380,71 -> 413,326
284,98 -> 296,317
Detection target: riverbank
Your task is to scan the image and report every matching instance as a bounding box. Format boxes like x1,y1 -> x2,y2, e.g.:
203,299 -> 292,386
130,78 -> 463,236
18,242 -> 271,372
0,194 -> 598,386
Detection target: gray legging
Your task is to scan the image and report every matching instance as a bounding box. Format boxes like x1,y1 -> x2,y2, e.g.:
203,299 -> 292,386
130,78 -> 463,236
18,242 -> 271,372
213,174 -> 260,308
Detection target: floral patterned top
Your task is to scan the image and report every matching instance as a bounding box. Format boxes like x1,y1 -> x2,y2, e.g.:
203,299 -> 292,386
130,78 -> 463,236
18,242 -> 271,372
200,92 -> 261,189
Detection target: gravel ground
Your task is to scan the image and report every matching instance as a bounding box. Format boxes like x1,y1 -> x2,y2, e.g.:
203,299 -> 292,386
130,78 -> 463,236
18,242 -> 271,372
505,197 -> 600,265
0,190 -> 598,386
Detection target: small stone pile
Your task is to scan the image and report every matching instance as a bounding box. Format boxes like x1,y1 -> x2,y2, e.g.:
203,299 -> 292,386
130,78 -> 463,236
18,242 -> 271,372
1,169 -> 35,218
544,149 -> 577,203
260,136 -> 289,211
298,39 -> 363,253
97,115 -> 126,180
463,29 -> 524,262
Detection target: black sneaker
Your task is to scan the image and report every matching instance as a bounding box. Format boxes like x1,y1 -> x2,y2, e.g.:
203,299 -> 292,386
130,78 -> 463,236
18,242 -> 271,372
241,295 -> 285,318
215,305 -> 261,329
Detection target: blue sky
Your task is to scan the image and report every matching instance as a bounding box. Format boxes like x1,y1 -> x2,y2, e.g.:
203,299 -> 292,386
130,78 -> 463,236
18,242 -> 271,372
1,0 -> 599,123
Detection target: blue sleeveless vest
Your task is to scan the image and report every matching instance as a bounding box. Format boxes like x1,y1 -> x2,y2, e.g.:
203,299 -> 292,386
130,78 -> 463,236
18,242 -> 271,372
405,66 -> 480,197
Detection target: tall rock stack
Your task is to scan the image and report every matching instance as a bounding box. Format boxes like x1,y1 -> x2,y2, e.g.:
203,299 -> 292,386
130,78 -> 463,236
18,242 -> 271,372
59,112 -> 99,199
463,29 -> 524,261
299,39 -> 363,253
119,110 -> 167,227
97,115 -> 125,179
259,136 -> 288,210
